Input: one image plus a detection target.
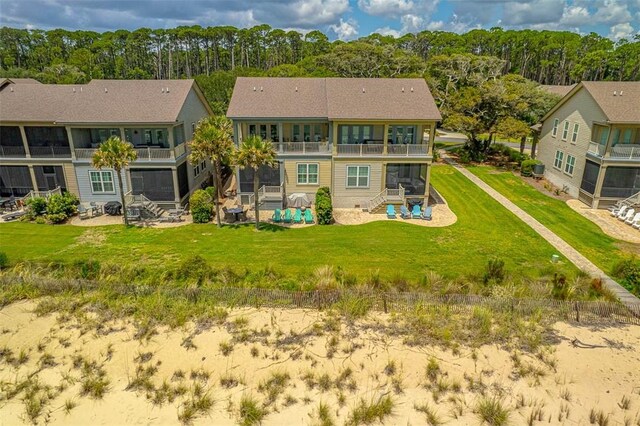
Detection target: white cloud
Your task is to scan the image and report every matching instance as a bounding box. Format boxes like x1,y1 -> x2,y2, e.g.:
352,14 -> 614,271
374,26 -> 402,37
503,0 -> 565,25
608,22 -> 635,40
400,13 -> 424,32
593,0 -> 632,25
559,5 -> 590,26
330,18 -> 359,40
357,0 -> 415,17
291,0 -> 350,26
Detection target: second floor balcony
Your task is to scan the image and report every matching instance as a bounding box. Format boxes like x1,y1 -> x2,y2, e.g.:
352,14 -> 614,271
75,143 -> 186,162
588,141 -> 640,161
335,142 -> 430,157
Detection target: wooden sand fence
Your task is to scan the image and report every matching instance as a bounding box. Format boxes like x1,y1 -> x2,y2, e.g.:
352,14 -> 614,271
2,275 -> 639,326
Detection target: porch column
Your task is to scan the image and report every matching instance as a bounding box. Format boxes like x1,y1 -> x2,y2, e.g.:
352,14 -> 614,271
383,124 -> 389,155
604,125 -> 613,158
168,127 -> 175,149
66,126 -> 76,160
19,126 -> 31,158
332,122 -> 338,155
278,122 -> 283,153
593,164 -> 607,208
171,167 -> 180,204
424,164 -> 432,202
429,124 -> 436,155
120,127 -> 126,142
28,165 -> 38,192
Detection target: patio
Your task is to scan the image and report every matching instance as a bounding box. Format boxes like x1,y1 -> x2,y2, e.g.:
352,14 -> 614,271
566,199 -> 640,243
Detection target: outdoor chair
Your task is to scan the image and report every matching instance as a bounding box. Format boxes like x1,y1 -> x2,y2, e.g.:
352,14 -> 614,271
614,205 -> 629,218
386,205 -> 396,219
127,208 -> 142,222
90,202 -> 103,216
633,221 -> 640,230
293,208 -> 303,224
272,209 -> 282,223
625,212 -> 640,225
619,209 -> 635,222
400,205 -> 410,219
422,206 -> 433,221
283,209 -> 292,223
78,204 -> 90,220
411,204 -> 421,219
304,209 -> 314,224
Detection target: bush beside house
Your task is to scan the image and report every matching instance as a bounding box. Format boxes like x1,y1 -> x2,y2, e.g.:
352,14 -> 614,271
190,189 -> 215,223
24,193 -> 79,224
316,187 -> 333,225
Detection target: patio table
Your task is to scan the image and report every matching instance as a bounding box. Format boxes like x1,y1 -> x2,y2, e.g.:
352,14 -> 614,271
227,207 -> 244,221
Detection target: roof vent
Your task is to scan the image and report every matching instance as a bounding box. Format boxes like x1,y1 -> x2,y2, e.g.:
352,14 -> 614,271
613,91 -> 617,96
260,86 -> 263,92
10,87 -> 13,92
80,87 -> 82,92
73,87 -> 76,93
411,87 -> 414,92
402,87 -> 405,92
620,90 -> 623,96
161,88 -> 165,93
253,86 -> 256,91
295,86 -> 298,92
166,87 -> 169,93
362,88 -> 365,93
104,88 -> 108,93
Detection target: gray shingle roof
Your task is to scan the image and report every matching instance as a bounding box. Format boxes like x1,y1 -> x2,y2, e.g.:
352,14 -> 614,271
0,79 -> 198,124
581,81 -> 640,123
227,77 -> 442,121
539,84 -> 576,98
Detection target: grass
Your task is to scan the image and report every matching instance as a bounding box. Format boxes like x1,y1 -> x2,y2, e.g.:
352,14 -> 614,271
0,165 -> 577,283
467,165 -> 639,293
346,395 -> 394,426
476,396 -> 511,425
239,394 -> 267,426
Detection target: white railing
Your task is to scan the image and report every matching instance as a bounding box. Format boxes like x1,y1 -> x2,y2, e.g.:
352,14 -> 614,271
619,191 -> 640,208
75,148 -> 95,159
134,147 -> 173,160
387,144 -> 430,156
0,145 -> 26,157
367,184 -> 405,212
387,184 -> 405,200
277,141 -> 331,154
258,183 -> 283,201
28,146 -> 71,158
587,142 -> 606,157
20,186 -> 62,201
336,144 -> 384,156
610,144 -> 640,159
174,144 -> 186,158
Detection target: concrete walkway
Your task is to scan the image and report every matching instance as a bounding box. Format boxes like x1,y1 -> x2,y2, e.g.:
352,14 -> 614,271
441,155 -> 639,311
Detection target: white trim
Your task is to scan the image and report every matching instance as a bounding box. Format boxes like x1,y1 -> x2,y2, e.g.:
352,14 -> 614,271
346,165 -> 370,189
296,162 -> 319,185
553,150 -> 564,170
552,118 -> 559,137
89,170 -> 116,194
563,154 -> 575,176
571,123 -> 579,144
561,120 -> 570,141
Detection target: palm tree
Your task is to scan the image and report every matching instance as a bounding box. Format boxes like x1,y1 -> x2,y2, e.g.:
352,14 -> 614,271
92,136 -> 137,226
234,135 -> 277,230
188,115 -> 235,227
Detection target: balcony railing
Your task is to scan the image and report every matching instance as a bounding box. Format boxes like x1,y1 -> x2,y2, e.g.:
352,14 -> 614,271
75,146 -> 180,161
587,142 -> 606,157
275,141 -> 331,154
335,143 -> 430,157
28,146 -> 71,158
588,142 -> 640,160
0,145 -> 27,157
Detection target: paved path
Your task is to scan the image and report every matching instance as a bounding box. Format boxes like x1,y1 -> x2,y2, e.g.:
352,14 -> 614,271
442,155 -> 639,311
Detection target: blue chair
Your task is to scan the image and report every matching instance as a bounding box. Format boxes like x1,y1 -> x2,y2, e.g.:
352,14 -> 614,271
422,206 -> 433,221
400,205 -> 410,219
272,209 -> 282,223
283,209 -> 292,223
293,208 -> 303,223
386,205 -> 396,219
411,204 -> 421,219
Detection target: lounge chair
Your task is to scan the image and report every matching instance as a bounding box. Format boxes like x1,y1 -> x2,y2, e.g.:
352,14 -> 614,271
78,204 -> 90,220
614,205 -> 629,218
400,206 -> 410,219
386,205 -> 396,219
283,209 -> 292,223
272,209 -> 282,223
633,221 -> 640,230
422,206 -> 433,221
293,208 -> 303,224
304,209 -> 314,224
411,204 -> 421,219
626,212 -> 640,225
619,209 -> 635,222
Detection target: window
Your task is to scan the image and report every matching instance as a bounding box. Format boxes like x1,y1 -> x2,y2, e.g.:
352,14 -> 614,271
561,121 -> 570,140
552,119 -> 559,137
194,160 -> 206,177
346,166 -> 369,188
89,171 -> 114,193
571,124 -> 579,143
292,125 -> 300,141
564,155 -> 576,175
388,125 -> 416,144
297,163 -> 319,184
338,125 -> 375,144
553,151 -> 564,169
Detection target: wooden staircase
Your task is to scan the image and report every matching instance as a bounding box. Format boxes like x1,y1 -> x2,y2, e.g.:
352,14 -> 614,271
367,184 -> 405,213
610,191 -> 640,211
124,192 -> 165,219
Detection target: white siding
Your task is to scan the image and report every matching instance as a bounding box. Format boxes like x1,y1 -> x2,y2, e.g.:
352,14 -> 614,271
74,165 -> 129,203
538,88 -> 607,197
332,161 -> 383,208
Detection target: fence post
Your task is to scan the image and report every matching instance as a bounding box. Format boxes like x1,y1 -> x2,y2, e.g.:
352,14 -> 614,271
383,295 -> 388,314
574,301 -> 580,323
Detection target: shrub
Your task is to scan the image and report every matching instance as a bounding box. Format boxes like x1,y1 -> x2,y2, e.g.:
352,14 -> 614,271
24,197 -> 47,217
521,159 -> 541,176
45,193 -> 79,224
190,189 -> 214,223
316,186 -> 333,225
611,257 -> 640,295
0,251 -> 7,269
483,258 -> 506,284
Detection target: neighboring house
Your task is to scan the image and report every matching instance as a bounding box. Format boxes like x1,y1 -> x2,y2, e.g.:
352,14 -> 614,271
0,78 -> 213,209
539,84 -> 576,98
226,77 -> 442,210
537,81 -> 640,209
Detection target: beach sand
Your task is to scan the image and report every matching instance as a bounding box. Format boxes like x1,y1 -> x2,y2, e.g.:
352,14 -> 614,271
1,301 -> 639,425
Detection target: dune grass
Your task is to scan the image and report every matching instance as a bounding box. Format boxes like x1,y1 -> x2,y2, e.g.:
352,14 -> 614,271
0,165 -> 576,282
466,165 -> 639,279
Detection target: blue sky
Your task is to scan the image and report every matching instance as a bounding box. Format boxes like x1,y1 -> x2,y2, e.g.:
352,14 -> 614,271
0,0 -> 638,41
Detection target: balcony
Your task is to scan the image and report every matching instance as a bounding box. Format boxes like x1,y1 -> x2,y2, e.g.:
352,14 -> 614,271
335,143 -> 430,157
0,145 -> 27,158
75,145 -> 186,162
28,146 -> 71,158
275,141 -> 331,155
588,142 -> 640,160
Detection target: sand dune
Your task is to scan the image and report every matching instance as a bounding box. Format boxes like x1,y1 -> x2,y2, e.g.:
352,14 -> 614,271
1,301 -> 639,425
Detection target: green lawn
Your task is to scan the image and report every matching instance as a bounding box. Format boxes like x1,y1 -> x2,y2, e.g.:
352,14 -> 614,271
467,165 -> 639,277
0,165 -> 577,281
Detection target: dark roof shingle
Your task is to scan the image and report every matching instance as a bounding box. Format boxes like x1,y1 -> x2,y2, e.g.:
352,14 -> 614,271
581,81 -> 640,123
227,77 -> 441,121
